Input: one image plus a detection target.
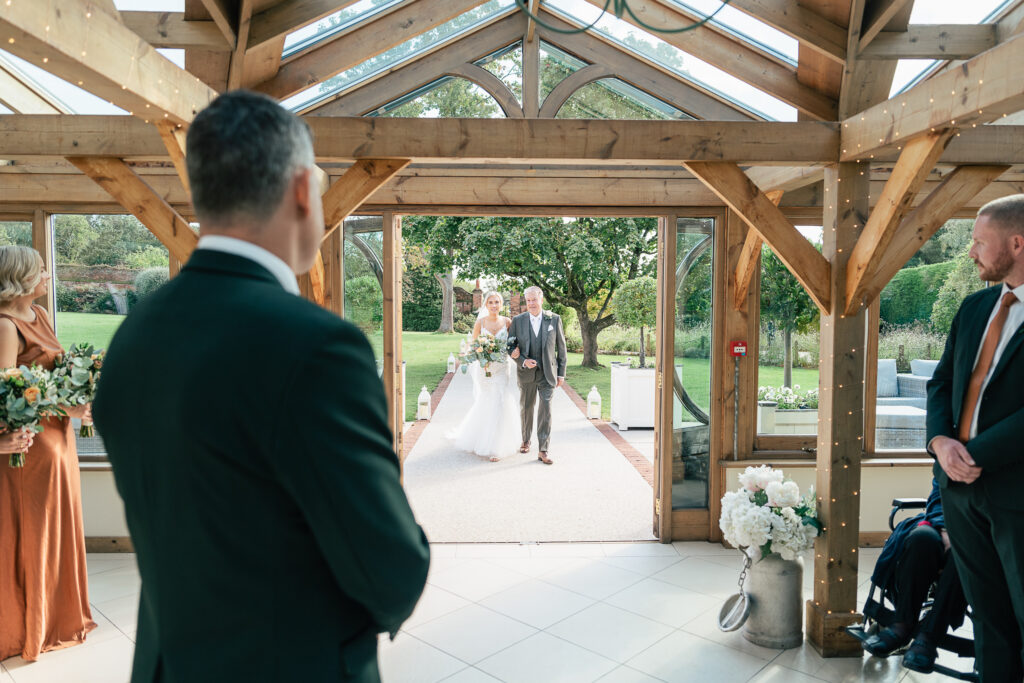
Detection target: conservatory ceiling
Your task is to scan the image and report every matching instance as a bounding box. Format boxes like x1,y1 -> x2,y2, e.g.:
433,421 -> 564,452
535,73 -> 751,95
0,0 -> 1024,215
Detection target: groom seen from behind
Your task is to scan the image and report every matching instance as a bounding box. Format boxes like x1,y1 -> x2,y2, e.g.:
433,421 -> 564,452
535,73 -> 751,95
92,91 -> 429,683
509,287 -> 567,464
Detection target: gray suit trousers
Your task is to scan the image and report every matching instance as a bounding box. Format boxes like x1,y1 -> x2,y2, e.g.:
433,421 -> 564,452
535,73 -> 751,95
519,366 -> 553,451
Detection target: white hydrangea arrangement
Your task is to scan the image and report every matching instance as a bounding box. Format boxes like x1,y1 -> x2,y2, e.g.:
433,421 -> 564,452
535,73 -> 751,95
720,465 -> 821,561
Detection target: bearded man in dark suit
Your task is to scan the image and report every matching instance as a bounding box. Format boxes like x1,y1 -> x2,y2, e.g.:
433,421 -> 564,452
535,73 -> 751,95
927,194 -> 1024,682
93,91 -> 429,683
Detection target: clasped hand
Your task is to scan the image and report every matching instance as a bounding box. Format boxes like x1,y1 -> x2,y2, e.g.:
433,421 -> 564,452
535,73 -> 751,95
932,435 -> 982,484
0,427 -> 34,454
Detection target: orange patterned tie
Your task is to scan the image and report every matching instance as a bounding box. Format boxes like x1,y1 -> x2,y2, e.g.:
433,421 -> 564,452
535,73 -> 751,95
959,291 -> 1019,442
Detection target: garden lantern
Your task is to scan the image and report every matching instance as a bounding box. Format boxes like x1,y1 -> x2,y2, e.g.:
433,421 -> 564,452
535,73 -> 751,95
447,352 -> 457,373
587,386 -> 602,419
417,386 -> 431,420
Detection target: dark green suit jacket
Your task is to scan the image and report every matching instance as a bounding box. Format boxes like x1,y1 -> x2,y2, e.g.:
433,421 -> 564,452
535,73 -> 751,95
926,285 -> 1024,507
93,249 -> 429,682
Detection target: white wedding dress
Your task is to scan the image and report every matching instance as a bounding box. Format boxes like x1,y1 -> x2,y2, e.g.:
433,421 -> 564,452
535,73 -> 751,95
450,327 -> 522,460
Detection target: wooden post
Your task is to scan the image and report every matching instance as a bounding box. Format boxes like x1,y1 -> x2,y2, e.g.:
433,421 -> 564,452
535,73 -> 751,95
807,162 -> 869,657
722,209 -> 759,463
655,214 -> 676,542
31,209 -> 55,320
321,228 -> 344,317
382,212 -> 403,461
522,18 -> 540,118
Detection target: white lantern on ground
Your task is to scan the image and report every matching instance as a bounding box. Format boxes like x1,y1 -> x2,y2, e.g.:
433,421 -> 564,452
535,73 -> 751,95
447,352 -> 457,373
587,386 -> 602,419
417,386 -> 431,420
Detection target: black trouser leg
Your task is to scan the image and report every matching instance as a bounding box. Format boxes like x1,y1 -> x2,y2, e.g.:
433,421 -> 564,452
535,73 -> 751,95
894,525 -> 944,627
918,550 -> 968,638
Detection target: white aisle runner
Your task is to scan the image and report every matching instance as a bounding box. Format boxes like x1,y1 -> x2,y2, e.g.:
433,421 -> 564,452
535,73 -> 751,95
403,370 -> 656,542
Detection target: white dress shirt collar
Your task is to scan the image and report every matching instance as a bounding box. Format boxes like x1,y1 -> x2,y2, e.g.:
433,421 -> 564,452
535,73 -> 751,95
196,235 -> 299,295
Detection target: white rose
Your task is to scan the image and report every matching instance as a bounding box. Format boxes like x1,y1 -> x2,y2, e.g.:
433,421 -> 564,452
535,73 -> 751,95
766,480 -> 801,508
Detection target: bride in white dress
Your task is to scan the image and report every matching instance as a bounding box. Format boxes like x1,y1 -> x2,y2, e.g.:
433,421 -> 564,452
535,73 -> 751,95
450,291 -> 521,462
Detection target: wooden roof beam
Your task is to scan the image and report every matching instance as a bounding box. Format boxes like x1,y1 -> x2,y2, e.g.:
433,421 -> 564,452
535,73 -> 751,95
323,159 -> 411,238
684,161 -> 831,312
227,0 -> 255,90
842,33 -> 1024,160
248,0 -> 362,51
858,0 -> 914,51
199,0 -> 238,49
254,0 -> 492,100
582,0 -> 837,119
859,165 -> 1011,307
121,12 -> 230,51
66,157 -> 198,262
744,166 -> 824,192
844,129 -> 954,315
155,121 -> 191,199
0,0 -> 218,124
859,24 -> 998,60
720,0 -> 846,64
733,189 -> 783,311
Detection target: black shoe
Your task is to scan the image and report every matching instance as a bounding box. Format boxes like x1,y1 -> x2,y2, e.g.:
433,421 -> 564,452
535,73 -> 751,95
902,634 -> 938,674
863,626 -> 912,657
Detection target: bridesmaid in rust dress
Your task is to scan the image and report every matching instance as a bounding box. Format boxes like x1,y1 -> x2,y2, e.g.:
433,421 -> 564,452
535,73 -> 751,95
0,245 -> 95,663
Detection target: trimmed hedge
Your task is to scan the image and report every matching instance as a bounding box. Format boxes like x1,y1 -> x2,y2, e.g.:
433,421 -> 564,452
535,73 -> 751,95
879,261 -> 955,327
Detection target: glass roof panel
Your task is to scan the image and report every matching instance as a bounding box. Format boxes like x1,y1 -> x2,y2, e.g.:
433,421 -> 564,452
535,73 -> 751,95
476,43 -> 523,102
662,0 -> 797,64
0,51 -> 124,115
544,0 -> 795,120
285,0 -> 516,113
555,77 -> 694,119
380,77 -> 504,117
283,0 -> 406,58
539,41 -> 588,101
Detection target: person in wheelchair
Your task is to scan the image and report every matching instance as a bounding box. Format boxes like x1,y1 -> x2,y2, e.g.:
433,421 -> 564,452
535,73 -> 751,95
862,478 -> 968,673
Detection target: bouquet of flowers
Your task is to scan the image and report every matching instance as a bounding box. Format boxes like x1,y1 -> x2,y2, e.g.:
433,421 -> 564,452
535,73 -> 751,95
719,465 -> 821,561
0,365 -> 63,467
458,334 -> 509,378
52,344 -> 105,437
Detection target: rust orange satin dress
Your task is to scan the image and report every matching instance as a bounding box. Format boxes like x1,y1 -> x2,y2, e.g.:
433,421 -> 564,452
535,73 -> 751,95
0,304 -> 95,662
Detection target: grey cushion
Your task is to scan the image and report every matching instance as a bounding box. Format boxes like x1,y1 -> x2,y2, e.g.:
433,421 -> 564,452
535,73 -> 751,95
875,405 -> 927,430
877,359 -> 898,397
897,374 -> 929,398
910,359 -> 939,378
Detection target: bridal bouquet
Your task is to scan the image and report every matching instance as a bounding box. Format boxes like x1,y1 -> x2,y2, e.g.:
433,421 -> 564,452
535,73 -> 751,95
719,465 -> 821,561
458,334 -> 508,377
52,344 -> 104,437
0,365 -> 63,467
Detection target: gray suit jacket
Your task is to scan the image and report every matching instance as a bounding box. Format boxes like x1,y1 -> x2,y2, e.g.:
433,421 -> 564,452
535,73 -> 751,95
510,311 -> 568,386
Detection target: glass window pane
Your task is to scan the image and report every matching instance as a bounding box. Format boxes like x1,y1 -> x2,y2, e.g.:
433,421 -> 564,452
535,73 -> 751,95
664,0 -> 797,64
540,41 -> 588,101
344,215 -> 384,363
875,219 -> 978,451
378,77 -> 503,118
673,217 -> 714,510
284,0 -> 516,112
283,0 -> 405,58
476,43 -> 523,103
555,77 -> 693,120
0,221 -> 32,247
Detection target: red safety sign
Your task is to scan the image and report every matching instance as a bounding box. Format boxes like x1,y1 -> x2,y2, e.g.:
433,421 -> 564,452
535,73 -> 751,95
730,341 -> 747,357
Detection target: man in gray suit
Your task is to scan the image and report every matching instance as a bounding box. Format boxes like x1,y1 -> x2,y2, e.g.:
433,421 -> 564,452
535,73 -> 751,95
509,286 -> 567,464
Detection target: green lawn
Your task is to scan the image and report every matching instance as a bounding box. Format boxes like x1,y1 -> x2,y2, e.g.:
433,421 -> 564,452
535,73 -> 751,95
50,314 -> 822,421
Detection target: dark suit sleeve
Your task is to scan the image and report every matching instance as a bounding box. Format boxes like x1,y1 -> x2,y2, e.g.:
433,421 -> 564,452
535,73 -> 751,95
926,304 -> 963,452
268,323 -> 429,636
555,315 -> 567,378
964,406 -> 1024,471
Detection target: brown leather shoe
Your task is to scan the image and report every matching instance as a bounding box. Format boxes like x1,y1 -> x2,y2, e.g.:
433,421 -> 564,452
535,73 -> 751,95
520,442 -> 530,453
538,452 -> 553,465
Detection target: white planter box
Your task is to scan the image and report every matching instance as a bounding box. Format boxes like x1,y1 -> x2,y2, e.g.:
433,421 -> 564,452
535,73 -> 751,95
610,365 -> 655,430
768,407 -> 818,434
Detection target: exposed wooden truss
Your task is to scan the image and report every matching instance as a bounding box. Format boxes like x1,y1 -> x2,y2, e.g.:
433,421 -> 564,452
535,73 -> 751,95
323,159 -> 411,237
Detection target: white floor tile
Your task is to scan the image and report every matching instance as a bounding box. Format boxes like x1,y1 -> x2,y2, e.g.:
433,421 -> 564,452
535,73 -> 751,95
542,559 -> 645,600
625,631 -> 769,683
547,603 -> 674,663
408,604 -> 537,664
430,544 -> 459,558
485,556 -> 585,578
476,632 -> 619,683
746,663 -> 826,683
773,644 -> 905,682
600,556 -> 685,577
85,555 -> 136,577
379,633 -> 467,683
456,544 -> 532,559
671,542 -> 737,559
83,565 -> 141,604
532,543 -> 609,558
596,665 -> 666,682
605,578 -> 720,629
0,663 -> 12,682
4,633 -> 134,683
679,602 -> 788,662
91,594 -> 140,638
427,559 -> 529,602
602,543 -> 680,558
649,557 -> 742,599
403,585 -> 473,630
440,667 -> 505,682
480,579 -> 594,629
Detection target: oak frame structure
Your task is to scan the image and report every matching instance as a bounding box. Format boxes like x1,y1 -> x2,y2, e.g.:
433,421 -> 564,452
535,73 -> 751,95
3,0 -> 1024,657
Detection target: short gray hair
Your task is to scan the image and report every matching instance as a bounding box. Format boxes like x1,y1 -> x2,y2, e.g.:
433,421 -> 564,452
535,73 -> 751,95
186,90 -> 315,225
977,194 -> 1024,237
524,286 -> 543,299
0,246 -> 41,304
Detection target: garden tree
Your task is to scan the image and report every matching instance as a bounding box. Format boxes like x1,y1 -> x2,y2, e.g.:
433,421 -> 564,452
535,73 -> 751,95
612,276 -> 656,368
760,246 -> 818,388
461,216 -> 657,368
0,221 -> 31,247
402,216 -> 473,332
53,215 -> 98,264
904,218 -> 974,267
931,249 -> 985,334
385,77 -> 502,118
879,260 -> 955,326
